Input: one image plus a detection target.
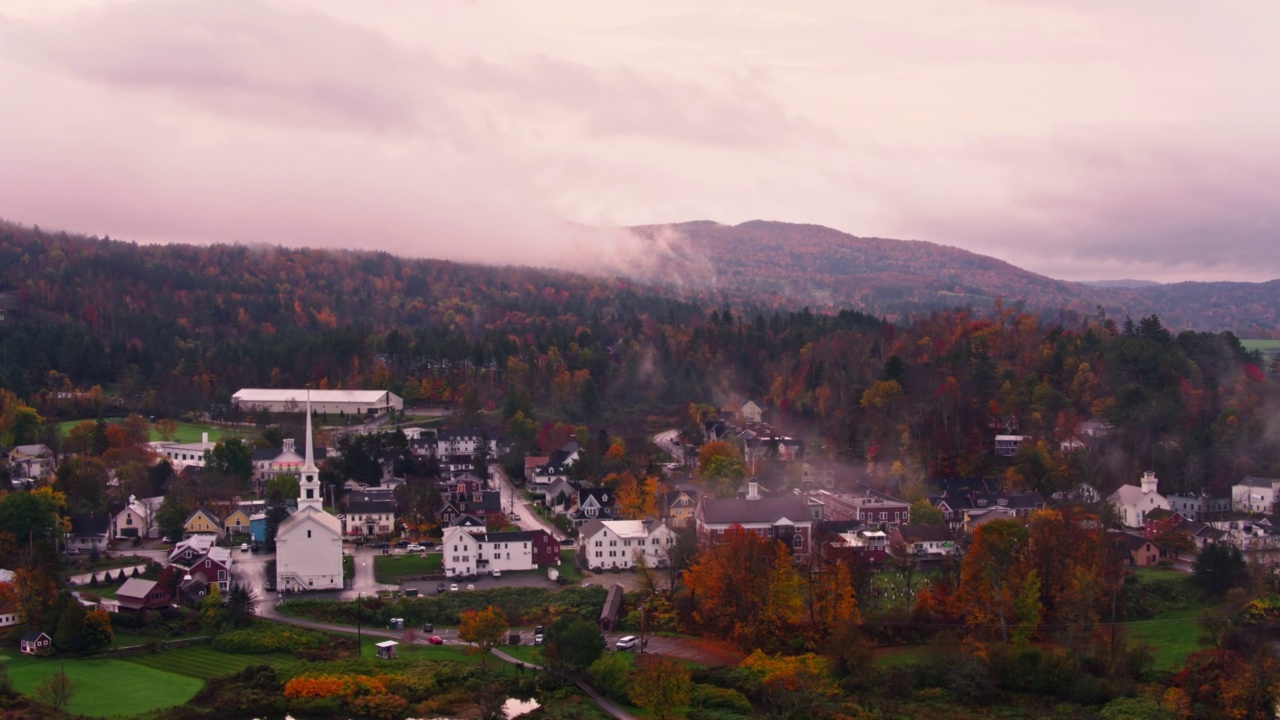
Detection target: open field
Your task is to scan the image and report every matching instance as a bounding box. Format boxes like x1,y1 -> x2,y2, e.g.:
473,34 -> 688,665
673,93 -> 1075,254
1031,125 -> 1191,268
54,419 -> 250,444
4,654 -> 203,718
374,552 -> 442,583
1126,607 -> 1206,671
124,644 -> 299,679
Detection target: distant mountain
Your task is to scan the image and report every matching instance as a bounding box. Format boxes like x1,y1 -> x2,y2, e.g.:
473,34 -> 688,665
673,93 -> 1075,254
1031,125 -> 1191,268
633,220 -> 1280,336
1081,279 -> 1162,289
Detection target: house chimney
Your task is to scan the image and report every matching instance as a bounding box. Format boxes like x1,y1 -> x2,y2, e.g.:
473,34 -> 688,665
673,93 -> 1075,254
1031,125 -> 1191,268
1140,471 -> 1158,495
747,481 -> 759,500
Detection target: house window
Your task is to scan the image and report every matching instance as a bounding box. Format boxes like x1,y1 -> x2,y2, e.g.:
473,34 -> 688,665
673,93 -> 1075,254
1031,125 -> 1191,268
792,534 -> 803,549
307,530 -> 312,538
880,512 -> 887,520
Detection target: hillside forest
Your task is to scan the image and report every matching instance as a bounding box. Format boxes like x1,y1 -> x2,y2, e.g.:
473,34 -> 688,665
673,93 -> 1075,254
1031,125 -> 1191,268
0,222 -> 1279,500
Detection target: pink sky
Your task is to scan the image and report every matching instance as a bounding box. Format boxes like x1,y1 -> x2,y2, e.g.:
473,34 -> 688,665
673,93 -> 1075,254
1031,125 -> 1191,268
1,1 -> 1278,283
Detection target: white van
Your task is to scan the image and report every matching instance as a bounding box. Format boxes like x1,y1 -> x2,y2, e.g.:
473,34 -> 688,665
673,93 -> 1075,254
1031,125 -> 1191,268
615,636 -> 637,651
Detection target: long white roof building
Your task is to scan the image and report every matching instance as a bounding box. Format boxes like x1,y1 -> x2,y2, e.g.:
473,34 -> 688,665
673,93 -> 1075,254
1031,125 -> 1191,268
232,389 -> 402,415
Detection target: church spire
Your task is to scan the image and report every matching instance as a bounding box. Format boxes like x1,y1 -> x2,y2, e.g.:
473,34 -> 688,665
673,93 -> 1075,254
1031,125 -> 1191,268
298,391 -> 323,511
302,391 -> 317,474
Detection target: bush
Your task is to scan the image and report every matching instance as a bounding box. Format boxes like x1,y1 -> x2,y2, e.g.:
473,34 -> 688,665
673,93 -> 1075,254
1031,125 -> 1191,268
212,625 -> 332,654
690,684 -> 752,714
588,653 -> 632,702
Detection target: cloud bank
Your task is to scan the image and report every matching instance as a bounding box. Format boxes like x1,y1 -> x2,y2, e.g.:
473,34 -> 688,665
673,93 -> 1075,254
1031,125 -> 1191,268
0,0 -> 1278,282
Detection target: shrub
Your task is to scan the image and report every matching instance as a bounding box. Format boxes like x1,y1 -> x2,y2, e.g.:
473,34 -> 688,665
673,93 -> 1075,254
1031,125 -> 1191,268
213,626 -> 332,654
690,684 -> 752,714
588,653 -> 632,701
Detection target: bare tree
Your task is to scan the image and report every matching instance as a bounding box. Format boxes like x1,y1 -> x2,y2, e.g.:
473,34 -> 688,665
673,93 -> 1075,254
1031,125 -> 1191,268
34,670 -> 76,710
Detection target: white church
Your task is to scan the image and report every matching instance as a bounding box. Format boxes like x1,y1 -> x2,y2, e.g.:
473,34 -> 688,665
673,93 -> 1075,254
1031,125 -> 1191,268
275,399 -> 344,592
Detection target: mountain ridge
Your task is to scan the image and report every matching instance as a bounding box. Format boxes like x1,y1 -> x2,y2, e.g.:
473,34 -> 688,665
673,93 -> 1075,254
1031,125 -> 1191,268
631,220 -> 1280,336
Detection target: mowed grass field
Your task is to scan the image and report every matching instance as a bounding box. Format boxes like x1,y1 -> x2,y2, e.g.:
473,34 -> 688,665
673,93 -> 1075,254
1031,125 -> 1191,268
1126,607 -> 1206,671
373,552 -> 442,583
4,644 -> 300,718
4,654 -> 202,718
123,644 -> 300,679
54,419 -> 249,444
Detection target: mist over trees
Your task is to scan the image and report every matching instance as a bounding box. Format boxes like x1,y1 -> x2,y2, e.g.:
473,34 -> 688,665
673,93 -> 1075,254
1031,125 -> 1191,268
1,224 -> 1277,495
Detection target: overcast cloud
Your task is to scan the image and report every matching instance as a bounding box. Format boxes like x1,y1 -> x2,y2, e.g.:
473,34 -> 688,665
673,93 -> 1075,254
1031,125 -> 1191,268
1,0 -> 1277,282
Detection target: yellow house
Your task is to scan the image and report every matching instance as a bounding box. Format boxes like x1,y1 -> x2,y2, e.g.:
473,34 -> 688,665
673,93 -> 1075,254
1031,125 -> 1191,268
222,508 -> 252,534
183,508 -> 223,536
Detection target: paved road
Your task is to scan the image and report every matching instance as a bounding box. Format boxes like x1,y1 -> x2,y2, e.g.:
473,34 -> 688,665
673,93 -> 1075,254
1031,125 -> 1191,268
491,463 -> 566,541
652,429 -> 689,468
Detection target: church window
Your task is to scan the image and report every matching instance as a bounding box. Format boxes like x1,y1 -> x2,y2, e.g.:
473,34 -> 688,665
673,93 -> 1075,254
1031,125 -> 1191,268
307,530 -> 312,538
306,489 -> 314,499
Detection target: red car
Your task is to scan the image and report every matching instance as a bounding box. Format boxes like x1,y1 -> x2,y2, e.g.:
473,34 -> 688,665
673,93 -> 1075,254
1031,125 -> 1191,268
428,636 -> 444,645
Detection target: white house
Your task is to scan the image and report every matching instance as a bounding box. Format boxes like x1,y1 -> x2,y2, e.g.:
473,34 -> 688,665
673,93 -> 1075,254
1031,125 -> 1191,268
739,400 -> 763,423
7,444 -> 54,480
577,518 -> 676,571
275,400 -> 344,593
152,434 -> 215,471
1232,476 -> 1280,514
113,495 -> 164,539
1108,471 -> 1171,528
441,526 -> 543,576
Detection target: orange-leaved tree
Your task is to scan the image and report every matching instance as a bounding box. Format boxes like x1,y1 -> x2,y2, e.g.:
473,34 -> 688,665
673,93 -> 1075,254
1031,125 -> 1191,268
683,527 -> 800,648
458,605 -> 509,665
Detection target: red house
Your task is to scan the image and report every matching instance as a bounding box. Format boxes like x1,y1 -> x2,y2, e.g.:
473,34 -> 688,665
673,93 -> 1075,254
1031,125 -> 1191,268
116,578 -> 172,612
1143,508 -> 1185,540
528,529 -> 560,567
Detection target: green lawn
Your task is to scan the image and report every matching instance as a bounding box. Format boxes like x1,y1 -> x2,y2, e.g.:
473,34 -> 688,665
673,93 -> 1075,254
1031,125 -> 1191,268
373,553 -> 442,583
54,419 -> 249,444
1126,607 -> 1206,671
124,644 -> 298,679
557,549 -> 584,581
1133,567 -> 1188,583
4,654 -> 202,718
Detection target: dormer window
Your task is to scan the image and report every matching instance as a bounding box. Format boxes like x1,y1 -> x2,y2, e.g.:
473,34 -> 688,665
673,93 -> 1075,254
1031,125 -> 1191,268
997,499 -> 1007,506
978,499 -> 987,507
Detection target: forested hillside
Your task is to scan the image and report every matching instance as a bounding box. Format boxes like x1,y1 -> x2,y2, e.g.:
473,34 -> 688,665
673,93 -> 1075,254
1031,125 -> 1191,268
635,220 -> 1280,336
2,222 -> 1279,496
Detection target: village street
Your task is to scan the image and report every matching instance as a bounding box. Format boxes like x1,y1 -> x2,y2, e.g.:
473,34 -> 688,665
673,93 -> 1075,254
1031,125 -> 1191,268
490,462 -> 566,541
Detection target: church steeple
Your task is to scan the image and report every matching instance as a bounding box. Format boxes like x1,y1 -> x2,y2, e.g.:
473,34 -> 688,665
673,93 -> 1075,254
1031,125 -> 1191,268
298,392 -> 323,511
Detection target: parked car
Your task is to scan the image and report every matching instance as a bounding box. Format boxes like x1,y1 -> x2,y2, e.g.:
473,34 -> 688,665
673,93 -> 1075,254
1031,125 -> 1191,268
611,565 -> 621,574
466,584 -> 475,591
449,584 -> 459,592
466,572 -> 478,582
240,543 -> 250,552
422,622 -> 433,633
428,635 -> 444,645
615,636 -> 637,651
491,569 -> 502,578
394,540 -> 409,549
436,582 -> 447,594
371,541 -> 390,549
559,538 -> 576,546
508,632 -> 521,645
405,543 -> 425,552
533,634 -> 543,646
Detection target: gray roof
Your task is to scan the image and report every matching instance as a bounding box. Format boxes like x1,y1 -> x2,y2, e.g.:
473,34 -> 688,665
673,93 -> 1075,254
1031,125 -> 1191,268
700,496 -> 812,525
1238,476 -> 1280,489
347,493 -> 396,514
896,524 -> 954,543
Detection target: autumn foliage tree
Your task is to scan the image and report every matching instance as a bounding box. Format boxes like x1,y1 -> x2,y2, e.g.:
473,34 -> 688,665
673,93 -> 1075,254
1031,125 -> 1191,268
683,527 -> 801,648
458,605 -> 508,665
629,654 -> 692,720
695,441 -> 745,499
